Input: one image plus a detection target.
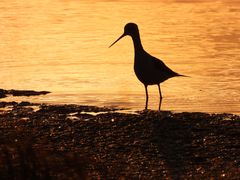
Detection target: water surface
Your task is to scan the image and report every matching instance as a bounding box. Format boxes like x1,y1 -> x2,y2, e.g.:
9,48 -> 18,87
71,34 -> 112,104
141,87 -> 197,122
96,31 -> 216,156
0,0 -> 239,114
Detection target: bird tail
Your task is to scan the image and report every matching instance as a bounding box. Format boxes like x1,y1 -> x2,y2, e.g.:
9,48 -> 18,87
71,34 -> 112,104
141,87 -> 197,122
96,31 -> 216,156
176,73 -> 190,78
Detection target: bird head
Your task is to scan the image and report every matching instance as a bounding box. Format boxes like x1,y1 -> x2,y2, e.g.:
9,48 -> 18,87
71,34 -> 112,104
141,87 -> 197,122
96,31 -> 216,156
109,23 -> 139,48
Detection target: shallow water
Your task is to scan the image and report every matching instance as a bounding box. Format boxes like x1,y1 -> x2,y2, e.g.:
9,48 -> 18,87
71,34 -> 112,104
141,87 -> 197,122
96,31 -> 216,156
0,0 -> 239,114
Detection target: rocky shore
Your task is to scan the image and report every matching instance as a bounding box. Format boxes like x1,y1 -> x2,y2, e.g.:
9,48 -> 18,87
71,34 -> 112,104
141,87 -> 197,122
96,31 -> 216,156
0,89 -> 239,179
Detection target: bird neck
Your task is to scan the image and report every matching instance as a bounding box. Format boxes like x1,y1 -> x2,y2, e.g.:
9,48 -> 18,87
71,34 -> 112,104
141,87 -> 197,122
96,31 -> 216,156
131,31 -> 144,54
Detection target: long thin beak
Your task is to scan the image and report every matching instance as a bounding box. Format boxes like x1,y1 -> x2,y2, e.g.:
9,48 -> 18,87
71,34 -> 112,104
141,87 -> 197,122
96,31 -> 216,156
109,33 -> 125,48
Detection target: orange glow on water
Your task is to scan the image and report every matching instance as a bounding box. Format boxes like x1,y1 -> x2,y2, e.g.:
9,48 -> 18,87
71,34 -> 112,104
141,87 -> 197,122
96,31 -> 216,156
0,0 -> 239,113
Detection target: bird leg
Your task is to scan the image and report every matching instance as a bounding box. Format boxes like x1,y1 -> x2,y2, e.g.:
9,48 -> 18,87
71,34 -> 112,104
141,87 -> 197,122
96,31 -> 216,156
158,84 -> 163,111
144,85 -> 149,110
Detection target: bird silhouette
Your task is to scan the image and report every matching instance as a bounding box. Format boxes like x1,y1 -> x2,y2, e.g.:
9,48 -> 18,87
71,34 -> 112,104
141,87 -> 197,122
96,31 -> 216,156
109,23 -> 187,110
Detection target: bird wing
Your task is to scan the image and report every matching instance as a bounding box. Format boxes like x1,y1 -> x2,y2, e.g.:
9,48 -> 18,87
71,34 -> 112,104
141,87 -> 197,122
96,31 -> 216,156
151,55 -> 180,77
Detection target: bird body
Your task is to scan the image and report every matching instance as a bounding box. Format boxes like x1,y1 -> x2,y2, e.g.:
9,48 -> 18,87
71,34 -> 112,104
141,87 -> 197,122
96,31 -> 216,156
134,51 -> 181,85
109,23 -> 186,110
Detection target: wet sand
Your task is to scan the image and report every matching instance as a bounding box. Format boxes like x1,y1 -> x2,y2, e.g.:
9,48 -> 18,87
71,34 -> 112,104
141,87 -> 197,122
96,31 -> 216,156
0,89 -> 239,179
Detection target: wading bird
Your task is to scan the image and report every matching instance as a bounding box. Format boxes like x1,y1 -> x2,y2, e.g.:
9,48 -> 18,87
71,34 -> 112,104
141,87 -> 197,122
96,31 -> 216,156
109,23 -> 186,110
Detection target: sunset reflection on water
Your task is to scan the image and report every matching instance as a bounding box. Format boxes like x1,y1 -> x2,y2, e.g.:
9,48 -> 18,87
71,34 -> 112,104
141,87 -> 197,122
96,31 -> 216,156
0,0 -> 239,114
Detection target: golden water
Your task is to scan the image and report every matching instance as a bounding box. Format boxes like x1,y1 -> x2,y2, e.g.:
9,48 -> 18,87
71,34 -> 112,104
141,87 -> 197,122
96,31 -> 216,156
0,0 -> 239,114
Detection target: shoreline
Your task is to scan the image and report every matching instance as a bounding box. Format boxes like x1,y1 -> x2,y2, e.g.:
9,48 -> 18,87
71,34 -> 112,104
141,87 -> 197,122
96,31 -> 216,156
0,89 -> 239,179
1,88 -> 239,115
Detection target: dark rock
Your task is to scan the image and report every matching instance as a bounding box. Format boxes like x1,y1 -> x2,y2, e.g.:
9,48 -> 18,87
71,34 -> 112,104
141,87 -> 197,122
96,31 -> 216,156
0,88 -> 51,99
8,89 -> 50,96
19,101 -> 32,106
0,101 -> 18,108
0,89 -> 7,98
